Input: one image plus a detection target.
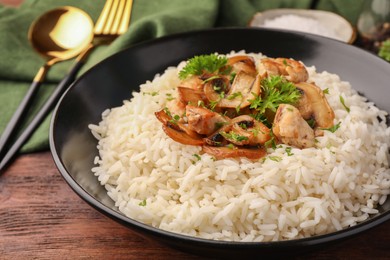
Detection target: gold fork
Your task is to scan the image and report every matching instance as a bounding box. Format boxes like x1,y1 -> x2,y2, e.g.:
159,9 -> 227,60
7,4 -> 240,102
78,0 -> 133,61
0,0 -> 133,172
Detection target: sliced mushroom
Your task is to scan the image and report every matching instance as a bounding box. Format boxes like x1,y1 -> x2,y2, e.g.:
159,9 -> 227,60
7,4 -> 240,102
204,72 -> 261,109
227,55 -> 257,76
155,109 -> 200,139
204,122 -> 232,146
202,145 -> 267,160
177,86 -> 207,105
203,76 -> 230,102
295,82 -> 335,134
258,58 -> 308,83
273,104 -> 315,149
185,105 -> 229,135
162,125 -> 204,146
179,75 -> 204,91
224,115 -> 271,146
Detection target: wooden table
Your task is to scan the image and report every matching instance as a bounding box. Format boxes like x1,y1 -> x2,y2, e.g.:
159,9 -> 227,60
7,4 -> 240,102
0,151 -> 389,259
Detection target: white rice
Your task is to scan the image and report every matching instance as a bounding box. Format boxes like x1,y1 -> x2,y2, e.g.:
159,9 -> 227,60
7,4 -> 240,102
89,51 -> 390,242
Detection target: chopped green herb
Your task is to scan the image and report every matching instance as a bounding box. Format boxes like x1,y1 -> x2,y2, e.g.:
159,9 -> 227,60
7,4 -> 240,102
249,75 -> 301,114
166,93 -> 175,101
227,92 -> 243,100
179,54 -> 230,80
226,143 -> 235,149
209,100 -> 219,111
235,104 -> 241,114
215,121 -> 228,129
285,147 -> 294,156
321,122 -> 341,133
323,88 -> 330,94
339,95 -> 350,113
264,130 -> 276,149
143,91 -> 159,96
213,85 -> 221,91
238,122 -> 248,129
139,199 -> 147,206
269,156 -> 282,162
197,100 -> 206,108
306,118 -> 316,128
193,154 -> 201,161
250,128 -> 259,137
250,113 -> 272,128
169,114 -> 180,125
229,72 -> 237,83
163,107 -> 172,117
203,75 -> 221,83
379,39 -> 390,62
221,131 -> 248,142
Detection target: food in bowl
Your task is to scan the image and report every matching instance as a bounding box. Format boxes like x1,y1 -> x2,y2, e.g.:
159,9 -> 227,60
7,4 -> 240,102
89,51 -> 390,242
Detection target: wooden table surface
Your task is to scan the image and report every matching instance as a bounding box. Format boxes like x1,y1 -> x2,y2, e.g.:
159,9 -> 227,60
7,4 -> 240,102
0,151 -> 389,259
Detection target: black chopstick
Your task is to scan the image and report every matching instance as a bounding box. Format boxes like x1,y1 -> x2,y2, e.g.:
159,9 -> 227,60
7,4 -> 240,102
0,60 -> 85,174
0,81 -> 41,159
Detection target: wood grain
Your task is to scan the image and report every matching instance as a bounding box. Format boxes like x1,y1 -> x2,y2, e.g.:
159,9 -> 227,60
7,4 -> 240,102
0,152 -> 390,259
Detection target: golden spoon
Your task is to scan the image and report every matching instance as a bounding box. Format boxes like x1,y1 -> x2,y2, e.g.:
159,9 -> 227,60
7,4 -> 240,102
0,6 -> 94,158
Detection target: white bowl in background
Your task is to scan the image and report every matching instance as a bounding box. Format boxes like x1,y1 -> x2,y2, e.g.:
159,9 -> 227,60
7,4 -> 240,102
249,9 -> 356,44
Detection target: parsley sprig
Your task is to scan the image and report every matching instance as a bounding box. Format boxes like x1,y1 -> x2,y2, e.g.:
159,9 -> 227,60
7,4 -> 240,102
379,40 -> 390,62
249,75 -> 301,115
220,131 -> 248,142
179,54 -> 230,80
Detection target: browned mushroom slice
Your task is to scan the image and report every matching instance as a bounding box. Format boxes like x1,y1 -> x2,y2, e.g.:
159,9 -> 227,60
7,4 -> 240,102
295,82 -> 335,135
202,145 -> 267,160
177,86 -> 207,105
227,55 -> 257,76
155,109 -> 181,130
258,58 -> 309,83
162,125 -> 204,146
227,115 -> 271,146
273,104 -> 315,149
186,105 -> 230,135
204,72 -> 261,109
179,75 -> 204,91
155,109 -> 200,139
204,123 -> 232,146
203,76 -> 230,103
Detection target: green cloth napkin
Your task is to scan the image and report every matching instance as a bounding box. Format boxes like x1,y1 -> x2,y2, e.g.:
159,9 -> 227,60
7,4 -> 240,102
0,0 -> 365,153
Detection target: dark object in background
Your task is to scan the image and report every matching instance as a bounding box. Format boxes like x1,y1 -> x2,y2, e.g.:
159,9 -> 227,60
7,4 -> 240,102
356,0 -> 390,53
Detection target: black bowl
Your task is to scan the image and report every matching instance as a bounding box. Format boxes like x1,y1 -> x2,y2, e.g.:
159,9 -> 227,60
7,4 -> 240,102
50,28 -> 390,257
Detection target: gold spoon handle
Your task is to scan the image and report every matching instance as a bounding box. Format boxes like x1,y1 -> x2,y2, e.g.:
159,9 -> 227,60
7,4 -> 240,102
0,60 -> 85,172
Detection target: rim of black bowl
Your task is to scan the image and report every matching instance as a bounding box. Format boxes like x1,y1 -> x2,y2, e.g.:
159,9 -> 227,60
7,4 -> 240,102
50,27 -> 390,250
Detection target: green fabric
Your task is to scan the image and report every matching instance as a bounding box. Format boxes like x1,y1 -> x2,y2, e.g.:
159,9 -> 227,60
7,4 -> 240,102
0,0 -> 365,153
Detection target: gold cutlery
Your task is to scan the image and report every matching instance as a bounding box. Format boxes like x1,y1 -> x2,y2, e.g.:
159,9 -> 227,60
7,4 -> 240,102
0,0 -> 133,172
0,6 -> 93,159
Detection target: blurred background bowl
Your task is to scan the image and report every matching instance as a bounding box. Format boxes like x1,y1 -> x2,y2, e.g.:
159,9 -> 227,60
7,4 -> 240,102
249,9 -> 356,44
